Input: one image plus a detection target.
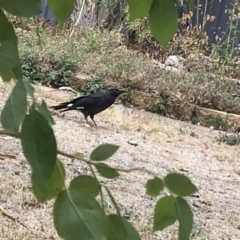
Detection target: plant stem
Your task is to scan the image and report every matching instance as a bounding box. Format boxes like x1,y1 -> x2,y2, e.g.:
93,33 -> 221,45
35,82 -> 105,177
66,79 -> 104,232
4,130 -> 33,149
0,130 -> 157,177
88,164 -> 105,210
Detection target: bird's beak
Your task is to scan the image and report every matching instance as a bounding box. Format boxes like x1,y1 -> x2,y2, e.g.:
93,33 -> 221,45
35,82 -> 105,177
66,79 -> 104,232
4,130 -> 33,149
118,88 -> 127,94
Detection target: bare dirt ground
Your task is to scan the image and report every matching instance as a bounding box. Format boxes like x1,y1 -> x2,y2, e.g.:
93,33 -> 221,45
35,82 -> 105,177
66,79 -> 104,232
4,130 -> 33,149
1,82 -> 240,240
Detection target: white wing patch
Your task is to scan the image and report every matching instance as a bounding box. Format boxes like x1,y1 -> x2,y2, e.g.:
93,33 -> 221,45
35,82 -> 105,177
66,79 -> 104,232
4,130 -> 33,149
67,103 -> 73,107
76,107 -> 84,110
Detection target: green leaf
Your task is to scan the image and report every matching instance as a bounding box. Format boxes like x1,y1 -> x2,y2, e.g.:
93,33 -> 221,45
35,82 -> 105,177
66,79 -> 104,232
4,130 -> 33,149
0,41 -> 20,72
32,159 -> 65,202
0,9 -> 17,43
69,175 -> 101,198
0,9 -> 22,80
1,65 -> 24,81
129,0 -> 153,21
90,143 -> 119,161
21,109 -> 57,192
0,0 -> 41,17
175,197 -> 193,240
95,163 -> 120,179
153,196 -> 177,231
54,189 -> 108,240
47,0 -> 75,27
145,177 -> 164,197
37,100 -> 55,126
0,70 -> 14,82
164,173 -> 197,197
0,80 -> 27,133
12,64 -> 23,80
22,78 -> 34,99
107,214 -> 141,240
148,0 -> 178,48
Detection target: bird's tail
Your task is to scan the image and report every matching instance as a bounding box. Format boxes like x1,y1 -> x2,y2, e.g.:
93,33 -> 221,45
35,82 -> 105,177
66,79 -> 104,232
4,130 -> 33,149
50,102 -> 71,112
50,102 -> 84,112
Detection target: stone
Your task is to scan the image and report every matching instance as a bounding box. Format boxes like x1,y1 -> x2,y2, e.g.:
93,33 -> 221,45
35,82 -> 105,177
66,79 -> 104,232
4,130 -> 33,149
164,55 -> 185,69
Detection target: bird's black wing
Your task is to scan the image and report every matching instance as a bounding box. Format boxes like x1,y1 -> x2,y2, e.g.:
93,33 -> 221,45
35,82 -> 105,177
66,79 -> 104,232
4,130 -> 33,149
68,92 -> 109,110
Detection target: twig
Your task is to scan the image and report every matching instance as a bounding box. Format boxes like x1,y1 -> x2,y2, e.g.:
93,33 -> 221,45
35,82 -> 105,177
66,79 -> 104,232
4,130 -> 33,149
0,130 -> 157,177
69,2 -> 85,38
88,164 -> 105,210
0,130 -> 20,138
0,153 -> 16,159
0,205 -> 27,228
57,150 -> 157,176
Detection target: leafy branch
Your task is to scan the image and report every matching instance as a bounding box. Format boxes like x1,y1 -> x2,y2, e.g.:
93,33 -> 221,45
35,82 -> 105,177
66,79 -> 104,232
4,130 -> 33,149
0,129 -> 157,176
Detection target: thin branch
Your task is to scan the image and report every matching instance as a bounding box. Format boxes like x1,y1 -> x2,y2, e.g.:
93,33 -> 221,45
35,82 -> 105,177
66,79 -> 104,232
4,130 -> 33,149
69,1 -> 85,38
57,149 -> 157,176
88,164 -> 105,210
0,205 -> 28,228
0,130 -> 157,177
0,130 -> 20,138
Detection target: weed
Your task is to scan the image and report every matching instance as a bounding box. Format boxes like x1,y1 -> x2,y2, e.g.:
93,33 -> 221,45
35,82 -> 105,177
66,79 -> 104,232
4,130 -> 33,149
178,125 -> 198,138
210,115 -> 227,130
79,77 -> 108,95
120,90 -> 135,107
217,133 -> 240,146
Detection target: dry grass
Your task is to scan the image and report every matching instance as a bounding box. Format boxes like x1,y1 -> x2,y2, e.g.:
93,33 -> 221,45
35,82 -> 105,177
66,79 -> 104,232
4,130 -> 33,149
1,81 -> 240,239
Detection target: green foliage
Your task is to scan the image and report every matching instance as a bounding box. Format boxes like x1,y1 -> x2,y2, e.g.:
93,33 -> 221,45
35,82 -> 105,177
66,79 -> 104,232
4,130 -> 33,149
32,159 -> 65,202
128,0 -> 152,21
145,177 -> 164,197
80,77 -> 108,95
0,41 -> 20,71
21,108 -> 57,192
69,175 -> 101,198
90,143 -> 119,161
0,9 -> 22,80
0,79 -> 27,133
95,163 -> 120,179
164,173 -> 197,197
217,133 -> 240,146
107,214 -> 141,240
148,0 -> 178,48
153,196 -> 177,231
47,0 -> 75,27
0,0 -> 41,17
178,125 -> 198,138
210,114 -> 226,130
54,189 -> 108,240
37,100 -> 55,126
0,1 -> 199,240
175,197 -> 193,240
128,0 -> 178,48
21,52 -> 77,88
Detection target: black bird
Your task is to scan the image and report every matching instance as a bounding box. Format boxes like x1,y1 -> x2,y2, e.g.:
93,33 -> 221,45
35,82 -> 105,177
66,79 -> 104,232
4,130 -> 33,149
50,88 -> 126,126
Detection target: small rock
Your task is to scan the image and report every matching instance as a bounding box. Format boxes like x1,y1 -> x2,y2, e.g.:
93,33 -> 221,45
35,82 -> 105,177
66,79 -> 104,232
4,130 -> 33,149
82,123 -> 91,128
164,55 -> 185,69
127,140 -> 138,146
193,201 -> 201,208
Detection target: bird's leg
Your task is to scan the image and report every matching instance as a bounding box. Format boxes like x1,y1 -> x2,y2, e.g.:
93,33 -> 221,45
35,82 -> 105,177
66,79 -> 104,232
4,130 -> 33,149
83,115 -> 94,127
82,115 -> 89,123
90,115 -> 97,126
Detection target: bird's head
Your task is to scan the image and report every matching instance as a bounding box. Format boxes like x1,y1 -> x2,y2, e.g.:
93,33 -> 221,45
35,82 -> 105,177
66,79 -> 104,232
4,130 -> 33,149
108,88 -> 126,97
